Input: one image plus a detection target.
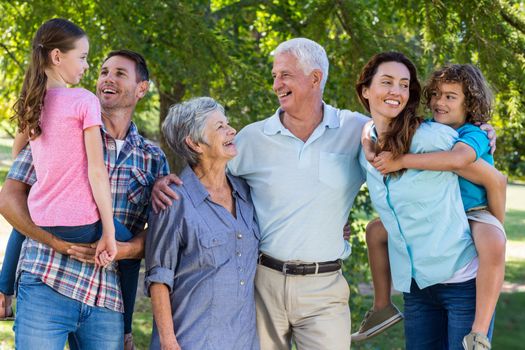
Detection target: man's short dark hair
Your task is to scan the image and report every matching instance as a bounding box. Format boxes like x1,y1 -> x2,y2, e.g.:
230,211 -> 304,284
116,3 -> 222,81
103,49 -> 149,82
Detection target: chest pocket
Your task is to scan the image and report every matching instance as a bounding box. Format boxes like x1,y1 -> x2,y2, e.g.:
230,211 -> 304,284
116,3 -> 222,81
198,230 -> 232,268
319,152 -> 351,189
127,168 -> 154,207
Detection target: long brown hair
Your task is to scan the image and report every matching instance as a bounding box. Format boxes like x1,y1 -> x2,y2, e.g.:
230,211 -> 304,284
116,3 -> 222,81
356,52 -> 422,161
423,64 -> 493,123
12,18 -> 86,139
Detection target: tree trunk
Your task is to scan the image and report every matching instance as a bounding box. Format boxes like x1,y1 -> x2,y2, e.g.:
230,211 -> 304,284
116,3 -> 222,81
159,82 -> 186,173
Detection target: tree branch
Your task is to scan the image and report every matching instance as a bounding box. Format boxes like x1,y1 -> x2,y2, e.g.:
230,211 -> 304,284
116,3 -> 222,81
0,43 -> 24,71
500,5 -> 525,35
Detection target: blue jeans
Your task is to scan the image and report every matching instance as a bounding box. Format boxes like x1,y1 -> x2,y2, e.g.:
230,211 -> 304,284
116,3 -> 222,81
404,278 -> 494,350
0,219 -> 139,334
14,271 -> 123,350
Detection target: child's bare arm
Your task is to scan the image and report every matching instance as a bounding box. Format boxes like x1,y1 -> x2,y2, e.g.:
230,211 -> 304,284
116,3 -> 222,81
361,120 -> 376,162
456,159 -> 507,223
373,142 -> 476,175
12,131 -> 29,159
84,126 -> 117,265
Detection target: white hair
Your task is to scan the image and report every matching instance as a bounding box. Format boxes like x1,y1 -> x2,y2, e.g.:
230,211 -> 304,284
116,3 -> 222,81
273,38 -> 329,92
162,97 -> 224,166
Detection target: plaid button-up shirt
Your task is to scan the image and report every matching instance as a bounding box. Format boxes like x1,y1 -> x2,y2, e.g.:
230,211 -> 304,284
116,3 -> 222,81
9,122 -> 169,312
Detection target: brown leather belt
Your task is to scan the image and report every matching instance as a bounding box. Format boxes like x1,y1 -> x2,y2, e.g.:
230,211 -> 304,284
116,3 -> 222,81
259,254 -> 342,275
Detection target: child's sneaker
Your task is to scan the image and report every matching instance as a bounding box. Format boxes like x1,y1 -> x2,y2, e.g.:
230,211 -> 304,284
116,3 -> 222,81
351,303 -> 403,341
463,332 -> 491,350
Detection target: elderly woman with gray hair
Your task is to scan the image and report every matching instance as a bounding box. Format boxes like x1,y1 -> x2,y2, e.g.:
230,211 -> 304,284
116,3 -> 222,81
144,97 -> 260,350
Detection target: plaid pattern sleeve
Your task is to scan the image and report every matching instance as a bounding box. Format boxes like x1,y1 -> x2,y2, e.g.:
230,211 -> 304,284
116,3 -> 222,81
7,145 -> 37,185
16,123 -> 169,312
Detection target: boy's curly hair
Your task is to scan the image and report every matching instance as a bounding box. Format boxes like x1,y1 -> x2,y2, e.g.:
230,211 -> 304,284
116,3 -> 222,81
423,64 -> 493,123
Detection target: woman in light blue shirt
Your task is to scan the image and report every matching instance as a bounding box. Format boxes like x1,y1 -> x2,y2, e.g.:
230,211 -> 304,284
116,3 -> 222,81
355,52 -> 479,349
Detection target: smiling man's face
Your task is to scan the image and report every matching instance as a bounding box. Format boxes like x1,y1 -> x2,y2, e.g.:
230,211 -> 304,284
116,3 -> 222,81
96,55 -> 143,111
271,53 -> 319,116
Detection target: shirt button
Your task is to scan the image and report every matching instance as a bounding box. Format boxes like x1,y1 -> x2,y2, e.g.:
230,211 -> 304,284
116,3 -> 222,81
238,266 -> 243,272
240,280 -> 245,286
236,251 -> 242,257
108,144 -> 115,150
237,233 -> 243,239
212,238 -> 218,244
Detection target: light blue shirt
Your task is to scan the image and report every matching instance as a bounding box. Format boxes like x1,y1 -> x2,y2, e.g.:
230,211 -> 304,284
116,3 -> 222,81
360,121 -> 477,292
228,103 -> 368,262
456,123 -> 493,210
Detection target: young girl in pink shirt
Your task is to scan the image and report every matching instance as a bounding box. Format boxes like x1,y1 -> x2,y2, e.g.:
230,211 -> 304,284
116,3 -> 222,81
0,18 -> 132,321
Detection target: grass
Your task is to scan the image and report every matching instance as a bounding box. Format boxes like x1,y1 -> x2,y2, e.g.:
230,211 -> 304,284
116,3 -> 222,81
505,209 -> 525,242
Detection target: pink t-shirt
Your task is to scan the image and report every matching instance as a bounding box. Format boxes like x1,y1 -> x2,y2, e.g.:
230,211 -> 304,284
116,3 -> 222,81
28,87 -> 103,226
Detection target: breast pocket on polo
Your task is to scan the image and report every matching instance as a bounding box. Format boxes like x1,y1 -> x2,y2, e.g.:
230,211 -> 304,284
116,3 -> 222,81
319,152 -> 352,189
198,230 -> 232,268
127,168 -> 154,207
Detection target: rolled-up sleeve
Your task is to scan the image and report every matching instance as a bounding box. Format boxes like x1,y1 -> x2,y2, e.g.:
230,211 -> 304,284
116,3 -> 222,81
144,194 -> 184,296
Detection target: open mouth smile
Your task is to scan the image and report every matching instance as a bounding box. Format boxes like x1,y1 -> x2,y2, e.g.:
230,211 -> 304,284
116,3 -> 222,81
384,99 -> 400,106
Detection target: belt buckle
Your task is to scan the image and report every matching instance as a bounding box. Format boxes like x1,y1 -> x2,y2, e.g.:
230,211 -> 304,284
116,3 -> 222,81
282,262 -> 289,275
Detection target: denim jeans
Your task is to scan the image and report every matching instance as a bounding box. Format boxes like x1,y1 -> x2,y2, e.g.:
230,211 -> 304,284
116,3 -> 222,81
0,219 -> 140,334
14,271 -> 123,350
404,278 -> 494,350
0,229 -> 24,295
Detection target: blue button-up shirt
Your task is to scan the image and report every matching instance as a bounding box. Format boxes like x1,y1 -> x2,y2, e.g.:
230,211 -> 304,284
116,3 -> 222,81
228,103 -> 368,262
145,166 -> 260,350
360,121 -> 477,293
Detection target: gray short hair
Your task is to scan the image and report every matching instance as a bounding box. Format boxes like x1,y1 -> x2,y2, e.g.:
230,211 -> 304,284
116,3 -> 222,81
273,38 -> 329,92
162,97 -> 225,166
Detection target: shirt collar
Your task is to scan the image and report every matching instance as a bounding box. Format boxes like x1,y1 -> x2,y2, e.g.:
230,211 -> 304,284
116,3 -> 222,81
101,122 -> 142,147
180,165 -> 248,206
263,102 -> 340,135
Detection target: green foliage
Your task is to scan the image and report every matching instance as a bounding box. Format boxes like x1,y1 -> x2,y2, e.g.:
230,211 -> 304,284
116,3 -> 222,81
1,1 -> 524,171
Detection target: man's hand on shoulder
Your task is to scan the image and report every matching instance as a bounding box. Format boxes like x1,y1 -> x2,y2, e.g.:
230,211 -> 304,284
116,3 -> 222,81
152,174 -> 183,213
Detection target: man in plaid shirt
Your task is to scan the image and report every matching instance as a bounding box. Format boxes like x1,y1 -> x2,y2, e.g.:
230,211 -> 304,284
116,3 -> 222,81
0,50 -> 169,350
